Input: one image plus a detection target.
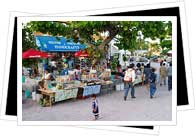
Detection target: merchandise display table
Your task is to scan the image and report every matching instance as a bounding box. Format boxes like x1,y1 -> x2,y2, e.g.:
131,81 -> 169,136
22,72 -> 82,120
39,87 -> 78,106
50,87 -> 78,102
39,89 -> 55,106
82,84 -> 101,97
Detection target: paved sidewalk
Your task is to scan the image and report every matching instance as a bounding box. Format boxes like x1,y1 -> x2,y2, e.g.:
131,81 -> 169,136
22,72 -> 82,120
22,84 -> 172,121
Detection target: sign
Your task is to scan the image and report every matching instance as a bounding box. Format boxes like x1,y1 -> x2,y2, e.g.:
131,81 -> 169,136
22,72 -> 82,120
36,36 -> 86,52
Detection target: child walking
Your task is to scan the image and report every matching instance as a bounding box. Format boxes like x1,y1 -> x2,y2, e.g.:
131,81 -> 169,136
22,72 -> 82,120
91,94 -> 99,120
150,68 -> 157,99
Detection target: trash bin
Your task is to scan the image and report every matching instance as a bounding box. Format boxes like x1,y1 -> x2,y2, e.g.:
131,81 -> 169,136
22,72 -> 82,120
25,90 -> 31,98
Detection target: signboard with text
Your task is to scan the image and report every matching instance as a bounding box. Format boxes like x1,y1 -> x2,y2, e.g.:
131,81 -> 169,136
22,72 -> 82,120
36,36 -> 86,52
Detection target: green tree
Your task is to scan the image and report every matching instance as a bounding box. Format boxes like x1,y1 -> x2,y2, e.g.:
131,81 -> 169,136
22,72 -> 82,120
22,24 -> 37,51
160,39 -> 172,55
24,21 -> 172,60
147,43 -> 162,57
22,24 -> 39,67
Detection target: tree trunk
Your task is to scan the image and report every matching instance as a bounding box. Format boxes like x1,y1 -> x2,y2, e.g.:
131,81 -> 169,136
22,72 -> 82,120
98,30 -> 119,60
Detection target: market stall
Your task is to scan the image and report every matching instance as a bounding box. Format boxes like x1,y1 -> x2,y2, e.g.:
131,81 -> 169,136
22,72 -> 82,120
22,36 -> 120,107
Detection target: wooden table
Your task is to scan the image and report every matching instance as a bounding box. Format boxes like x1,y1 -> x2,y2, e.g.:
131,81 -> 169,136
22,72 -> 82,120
38,89 -> 55,106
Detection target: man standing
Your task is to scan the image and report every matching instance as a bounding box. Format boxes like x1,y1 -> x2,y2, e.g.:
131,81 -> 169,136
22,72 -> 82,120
123,64 -> 136,101
167,63 -> 172,91
144,63 -> 151,91
149,68 -> 157,98
160,63 -> 167,86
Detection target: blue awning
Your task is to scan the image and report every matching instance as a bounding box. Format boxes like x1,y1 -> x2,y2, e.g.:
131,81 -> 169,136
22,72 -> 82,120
36,36 -> 87,52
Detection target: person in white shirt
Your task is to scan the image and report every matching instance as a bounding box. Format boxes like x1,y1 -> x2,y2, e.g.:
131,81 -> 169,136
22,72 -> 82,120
50,60 -> 56,73
42,69 -> 52,87
90,65 -> 97,74
123,64 -> 136,101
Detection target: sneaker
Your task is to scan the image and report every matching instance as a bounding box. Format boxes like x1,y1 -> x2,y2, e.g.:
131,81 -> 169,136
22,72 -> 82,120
150,96 -> 153,99
131,96 -> 136,98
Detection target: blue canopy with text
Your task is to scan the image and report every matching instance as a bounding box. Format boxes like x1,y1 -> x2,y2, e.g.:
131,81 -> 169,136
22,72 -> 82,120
36,36 -> 86,52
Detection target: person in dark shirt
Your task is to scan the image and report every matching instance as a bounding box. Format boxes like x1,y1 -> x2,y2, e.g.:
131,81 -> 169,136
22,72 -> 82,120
167,62 -> 172,91
92,94 -> 99,120
149,68 -> 157,99
144,63 -> 151,91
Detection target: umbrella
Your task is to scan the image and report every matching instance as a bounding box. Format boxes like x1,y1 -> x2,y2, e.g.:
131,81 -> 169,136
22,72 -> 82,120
74,50 -> 89,57
22,49 -> 54,76
22,48 -> 53,59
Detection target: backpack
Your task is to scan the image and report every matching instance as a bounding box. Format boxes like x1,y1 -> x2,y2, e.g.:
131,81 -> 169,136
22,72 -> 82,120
150,73 -> 156,83
124,69 -> 133,82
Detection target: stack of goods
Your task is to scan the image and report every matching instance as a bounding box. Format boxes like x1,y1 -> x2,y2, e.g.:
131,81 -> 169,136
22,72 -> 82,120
81,74 -> 89,81
55,75 -> 71,83
56,83 -> 64,90
81,73 -> 98,82
99,69 -> 111,81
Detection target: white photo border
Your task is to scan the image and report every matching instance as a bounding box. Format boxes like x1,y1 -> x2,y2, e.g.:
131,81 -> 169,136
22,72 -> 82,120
2,1 -> 191,135
0,12 -> 41,121
2,1 -> 192,122
17,16 -> 177,126
77,126 -> 160,135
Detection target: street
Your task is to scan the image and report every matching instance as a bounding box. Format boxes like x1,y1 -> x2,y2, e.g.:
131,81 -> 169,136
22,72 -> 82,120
22,84 -> 172,121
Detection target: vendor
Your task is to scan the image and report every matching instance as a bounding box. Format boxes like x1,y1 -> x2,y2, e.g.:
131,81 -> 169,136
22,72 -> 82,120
90,65 -> 97,74
89,65 -> 97,80
75,65 -> 81,80
43,62 -> 49,71
38,80 -> 45,90
68,57 -> 74,69
50,59 -> 57,73
32,65 -> 39,78
61,62 -> 69,75
42,69 -> 52,86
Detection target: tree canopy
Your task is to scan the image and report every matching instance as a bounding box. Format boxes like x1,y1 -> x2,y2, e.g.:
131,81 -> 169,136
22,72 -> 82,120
22,25 -> 37,51
23,21 -> 172,60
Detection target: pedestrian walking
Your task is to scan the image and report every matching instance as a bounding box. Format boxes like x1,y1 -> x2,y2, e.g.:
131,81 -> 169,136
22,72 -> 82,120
163,59 -> 169,68
92,94 -> 99,120
149,68 -> 157,98
144,63 -> 151,91
141,63 -> 145,85
160,63 -> 167,86
167,62 -> 172,91
123,64 -> 136,101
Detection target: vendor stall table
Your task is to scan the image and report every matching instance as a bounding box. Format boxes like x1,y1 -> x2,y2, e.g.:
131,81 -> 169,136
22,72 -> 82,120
50,87 -> 78,102
83,84 -> 101,97
39,89 -> 55,106
39,87 -> 78,106
77,84 -> 101,98
100,83 -> 115,95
